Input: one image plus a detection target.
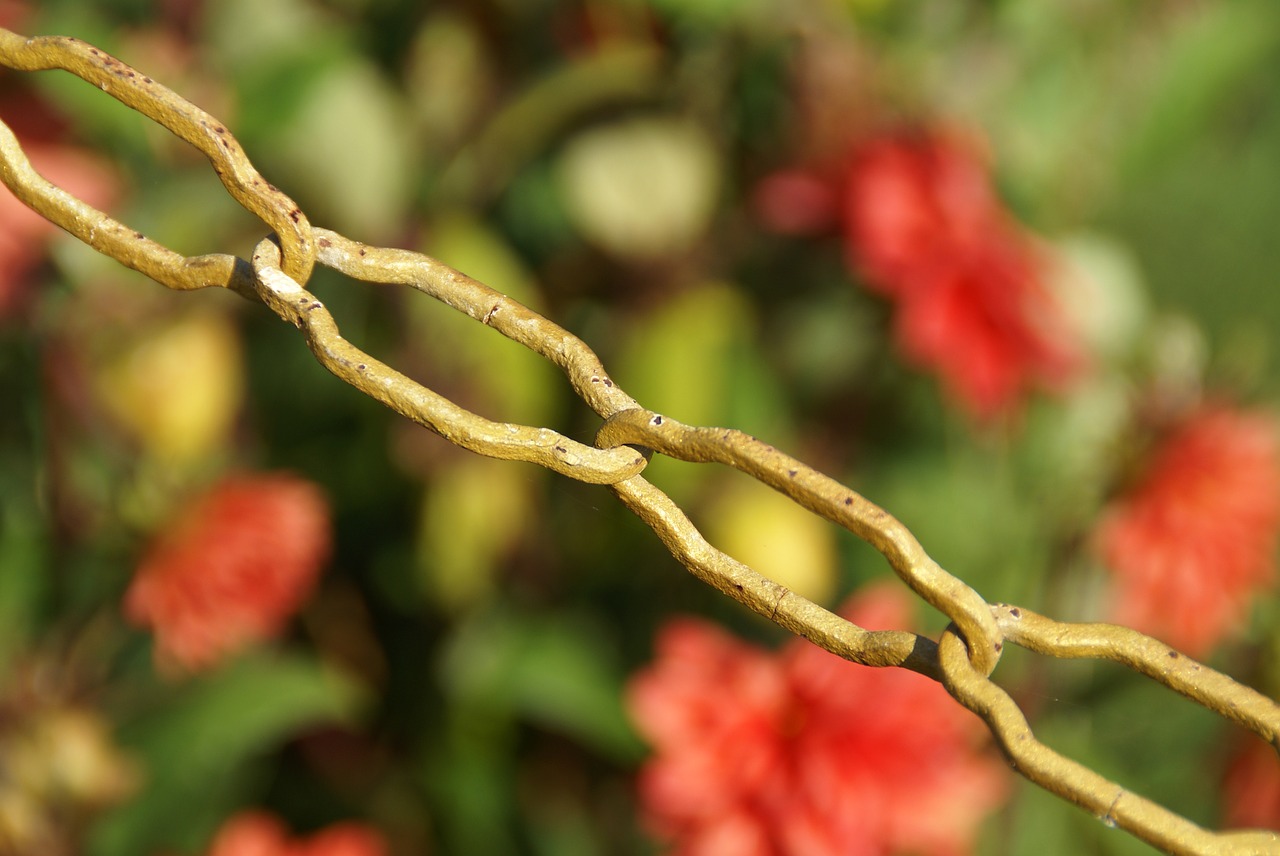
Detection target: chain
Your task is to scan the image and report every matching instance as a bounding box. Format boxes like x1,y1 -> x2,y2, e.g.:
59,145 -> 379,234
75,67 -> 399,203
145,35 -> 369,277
2,29 -> 1278,856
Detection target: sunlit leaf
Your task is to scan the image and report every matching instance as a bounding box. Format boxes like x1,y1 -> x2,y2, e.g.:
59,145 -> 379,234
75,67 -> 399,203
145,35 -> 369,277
439,607 -> 643,761
94,310 -> 243,467
558,117 -> 720,260
417,456 -> 535,610
703,475 -> 838,605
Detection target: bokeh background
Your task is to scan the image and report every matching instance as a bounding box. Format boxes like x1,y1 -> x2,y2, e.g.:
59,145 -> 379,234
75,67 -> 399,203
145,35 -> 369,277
3,1 -> 1280,854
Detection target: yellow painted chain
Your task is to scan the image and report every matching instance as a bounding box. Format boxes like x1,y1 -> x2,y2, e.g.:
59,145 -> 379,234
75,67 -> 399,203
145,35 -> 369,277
0,29 -> 312,294
2,29 -> 1278,855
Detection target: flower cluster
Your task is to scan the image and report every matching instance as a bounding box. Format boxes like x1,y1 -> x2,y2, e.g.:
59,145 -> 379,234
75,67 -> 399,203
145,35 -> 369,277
843,131 -> 1082,420
756,130 -> 1082,421
205,811 -> 385,856
125,473 -> 332,671
627,583 -> 1009,856
1093,406 -> 1280,656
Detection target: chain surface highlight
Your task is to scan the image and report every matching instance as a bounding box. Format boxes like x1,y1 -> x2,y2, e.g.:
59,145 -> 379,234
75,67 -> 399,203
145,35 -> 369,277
2,28 -> 1278,856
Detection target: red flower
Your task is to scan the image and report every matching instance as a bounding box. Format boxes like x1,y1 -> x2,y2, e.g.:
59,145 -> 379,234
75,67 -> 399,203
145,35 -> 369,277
783,129 -> 1079,420
125,473 -> 331,671
754,129 -> 1082,420
206,811 -> 386,856
1222,736 -> 1280,830
627,583 -> 1009,856
1093,406 -> 1280,657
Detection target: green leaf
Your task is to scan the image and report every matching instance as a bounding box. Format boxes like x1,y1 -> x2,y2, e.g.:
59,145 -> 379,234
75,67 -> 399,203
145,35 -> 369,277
438,44 -> 663,203
417,456 -> 537,610
91,652 -> 363,856
864,443 -> 1050,626
411,216 -> 561,430
439,607 -> 644,762
612,282 -> 791,502
1120,3 -> 1280,179
646,0 -> 766,29
0,499 -> 45,680
268,59 -> 415,240
557,117 -> 721,260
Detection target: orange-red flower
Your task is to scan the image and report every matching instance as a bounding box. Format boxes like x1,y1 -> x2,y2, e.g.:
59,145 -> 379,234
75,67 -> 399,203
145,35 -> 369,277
1093,406 -> 1280,657
1222,736 -> 1280,830
627,583 -> 1009,856
125,473 -> 331,671
843,131 -> 1081,420
206,811 -> 386,856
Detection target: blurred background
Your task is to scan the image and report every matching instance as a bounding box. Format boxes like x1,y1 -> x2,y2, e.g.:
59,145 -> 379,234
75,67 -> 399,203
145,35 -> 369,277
3,1 -> 1280,854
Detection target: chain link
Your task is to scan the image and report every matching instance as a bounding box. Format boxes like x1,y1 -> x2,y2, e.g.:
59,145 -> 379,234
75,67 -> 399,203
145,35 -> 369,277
2,28 -> 1278,856
0,29 -> 313,292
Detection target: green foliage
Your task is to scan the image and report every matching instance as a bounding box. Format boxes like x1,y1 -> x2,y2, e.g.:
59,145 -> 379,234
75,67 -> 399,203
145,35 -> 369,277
92,654 -> 363,856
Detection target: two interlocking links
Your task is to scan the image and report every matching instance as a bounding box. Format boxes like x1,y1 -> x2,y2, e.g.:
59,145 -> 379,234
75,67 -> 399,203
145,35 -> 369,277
1,27 -> 1277,856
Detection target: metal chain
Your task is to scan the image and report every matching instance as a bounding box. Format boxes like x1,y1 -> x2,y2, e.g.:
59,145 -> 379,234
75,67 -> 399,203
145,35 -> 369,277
2,29 -> 1278,856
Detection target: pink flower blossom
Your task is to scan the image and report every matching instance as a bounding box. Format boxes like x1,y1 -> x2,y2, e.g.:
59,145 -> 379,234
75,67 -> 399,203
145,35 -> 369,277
206,811 -> 386,856
627,583 -> 1009,856
125,473 -> 331,671
1093,406 -> 1280,656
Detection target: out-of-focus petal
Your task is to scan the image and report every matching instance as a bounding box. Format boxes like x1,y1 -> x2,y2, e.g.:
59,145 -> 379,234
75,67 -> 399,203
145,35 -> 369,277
205,812 -> 387,856
842,130 -> 1083,420
207,812 -> 293,856
1094,406 -> 1280,656
302,822 -> 388,856
626,582 -> 1009,855
125,473 -> 331,672
1222,737 -> 1280,830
